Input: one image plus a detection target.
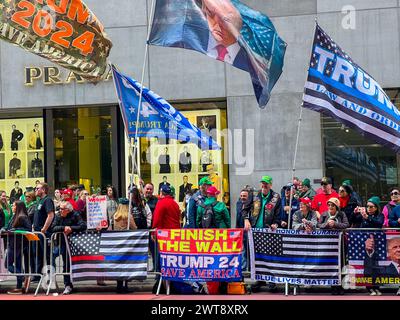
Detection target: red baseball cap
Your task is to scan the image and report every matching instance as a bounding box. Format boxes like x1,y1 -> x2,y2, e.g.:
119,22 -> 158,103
300,197 -> 312,206
206,186 -> 220,197
62,189 -> 73,197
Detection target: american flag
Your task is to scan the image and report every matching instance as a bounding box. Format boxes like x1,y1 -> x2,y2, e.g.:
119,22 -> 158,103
68,231 -> 149,281
347,230 -> 399,286
250,229 -> 341,285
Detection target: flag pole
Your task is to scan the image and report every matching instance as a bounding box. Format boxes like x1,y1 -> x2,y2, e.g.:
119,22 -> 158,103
127,0 -> 156,230
288,104 -> 304,230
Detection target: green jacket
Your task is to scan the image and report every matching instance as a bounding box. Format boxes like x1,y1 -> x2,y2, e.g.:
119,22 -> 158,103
196,197 -> 231,228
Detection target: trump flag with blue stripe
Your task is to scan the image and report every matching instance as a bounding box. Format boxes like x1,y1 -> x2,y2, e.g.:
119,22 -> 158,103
112,65 -> 220,150
303,24 -> 400,153
148,0 -> 287,109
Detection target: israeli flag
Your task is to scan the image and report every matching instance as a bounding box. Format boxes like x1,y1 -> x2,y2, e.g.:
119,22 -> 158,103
112,65 -> 220,150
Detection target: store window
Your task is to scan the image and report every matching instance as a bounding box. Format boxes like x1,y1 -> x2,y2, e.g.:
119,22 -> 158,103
126,100 -> 229,208
53,107 -> 113,193
322,88 -> 400,204
0,115 -> 44,202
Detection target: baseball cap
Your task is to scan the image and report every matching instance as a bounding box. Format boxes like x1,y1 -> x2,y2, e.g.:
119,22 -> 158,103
206,186 -> 220,197
321,177 -> 332,185
199,177 -> 213,186
260,175 -> 273,184
62,189 -> 73,197
300,197 -> 312,206
118,197 -> 129,205
160,184 -> 172,195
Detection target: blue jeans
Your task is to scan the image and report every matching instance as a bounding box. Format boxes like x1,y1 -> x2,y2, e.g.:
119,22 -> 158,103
7,244 -> 28,289
52,244 -> 72,287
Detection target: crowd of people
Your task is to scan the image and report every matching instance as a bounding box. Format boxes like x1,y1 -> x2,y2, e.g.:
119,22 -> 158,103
0,174 -> 399,296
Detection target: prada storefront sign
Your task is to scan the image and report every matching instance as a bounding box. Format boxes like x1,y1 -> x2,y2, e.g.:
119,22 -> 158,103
25,66 -> 113,86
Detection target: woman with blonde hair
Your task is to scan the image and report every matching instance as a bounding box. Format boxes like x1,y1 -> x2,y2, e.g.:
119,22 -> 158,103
113,198 -> 137,231
113,198 -> 137,294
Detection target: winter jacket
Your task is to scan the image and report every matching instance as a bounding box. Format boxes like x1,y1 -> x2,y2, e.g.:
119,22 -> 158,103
152,195 -> 181,229
196,197 -> 231,229
311,191 -> 340,214
382,201 -> 397,228
50,210 -> 87,234
26,200 -> 37,225
360,212 -> 384,229
389,205 -> 400,228
341,193 -> 362,227
250,190 -> 281,228
317,210 -> 349,230
299,188 -> 317,200
279,190 -> 299,228
186,191 -> 206,228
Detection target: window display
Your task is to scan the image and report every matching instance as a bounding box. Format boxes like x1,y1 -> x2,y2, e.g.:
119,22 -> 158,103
0,118 -> 44,193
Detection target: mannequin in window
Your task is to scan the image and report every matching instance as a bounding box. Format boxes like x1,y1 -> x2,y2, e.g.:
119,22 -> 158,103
9,153 -> 21,178
31,152 -> 43,178
158,147 -> 171,174
10,125 -> 24,151
29,123 -> 43,150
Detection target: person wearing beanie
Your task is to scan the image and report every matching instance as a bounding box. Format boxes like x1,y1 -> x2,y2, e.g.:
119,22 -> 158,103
196,186 -> 230,229
341,179 -> 363,204
338,184 -> 362,228
359,196 -> 383,229
299,178 -> 316,200
361,196 -> 384,296
292,197 -> 318,231
318,197 -> 349,295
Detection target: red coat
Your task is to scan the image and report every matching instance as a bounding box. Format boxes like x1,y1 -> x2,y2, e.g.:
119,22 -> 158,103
67,198 -> 78,211
311,191 -> 340,213
152,195 -> 181,229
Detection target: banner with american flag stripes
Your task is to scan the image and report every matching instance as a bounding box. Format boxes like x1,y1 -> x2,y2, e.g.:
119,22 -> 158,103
249,229 -> 341,286
156,229 -> 243,282
68,231 -> 149,281
347,230 -> 400,287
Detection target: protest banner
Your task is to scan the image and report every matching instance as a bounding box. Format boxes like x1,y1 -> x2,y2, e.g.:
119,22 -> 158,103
250,229 -> 341,286
347,230 -> 400,287
0,0 -> 112,81
156,229 -> 243,282
86,195 -> 108,230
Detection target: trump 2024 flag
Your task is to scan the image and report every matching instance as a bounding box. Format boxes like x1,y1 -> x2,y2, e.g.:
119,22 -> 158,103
303,24 -> 400,153
148,0 -> 286,109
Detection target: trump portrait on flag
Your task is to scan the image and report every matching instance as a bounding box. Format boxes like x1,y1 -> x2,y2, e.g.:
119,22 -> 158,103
148,0 -> 287,108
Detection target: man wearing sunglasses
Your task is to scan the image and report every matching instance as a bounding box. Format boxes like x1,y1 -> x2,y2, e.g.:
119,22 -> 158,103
383,188 -> 400,228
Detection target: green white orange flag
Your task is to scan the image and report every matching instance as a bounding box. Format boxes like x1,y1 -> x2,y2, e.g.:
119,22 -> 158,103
0,0 -> 112,81
13,230 -> 40,241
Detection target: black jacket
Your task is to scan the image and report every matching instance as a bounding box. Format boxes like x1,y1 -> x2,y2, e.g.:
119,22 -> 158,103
50,210 -> 87,234
342,193 -> 363,227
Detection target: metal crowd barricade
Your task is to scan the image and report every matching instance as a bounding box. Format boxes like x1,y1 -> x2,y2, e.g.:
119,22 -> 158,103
0,230 -> 47,296
47,229 -> 163,295
47,232 -> 71,296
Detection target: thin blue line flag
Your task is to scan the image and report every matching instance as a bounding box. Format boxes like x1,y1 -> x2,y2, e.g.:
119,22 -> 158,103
112,65 -> 221,150
148,0 -> 287,109
303,24 -> 400,153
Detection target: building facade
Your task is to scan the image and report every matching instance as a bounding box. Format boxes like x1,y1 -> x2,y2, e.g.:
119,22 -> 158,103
0,0 -> 399,212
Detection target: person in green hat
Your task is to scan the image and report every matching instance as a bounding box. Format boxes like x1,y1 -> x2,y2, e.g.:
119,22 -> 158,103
299,178 -> 316,200
341,179 -> 362,205
361,196 -> 384,296
248,175 -> 281,293
185,177 -> 213,228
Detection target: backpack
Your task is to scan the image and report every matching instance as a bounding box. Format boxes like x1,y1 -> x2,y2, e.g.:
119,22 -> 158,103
200,200 -> 218,228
